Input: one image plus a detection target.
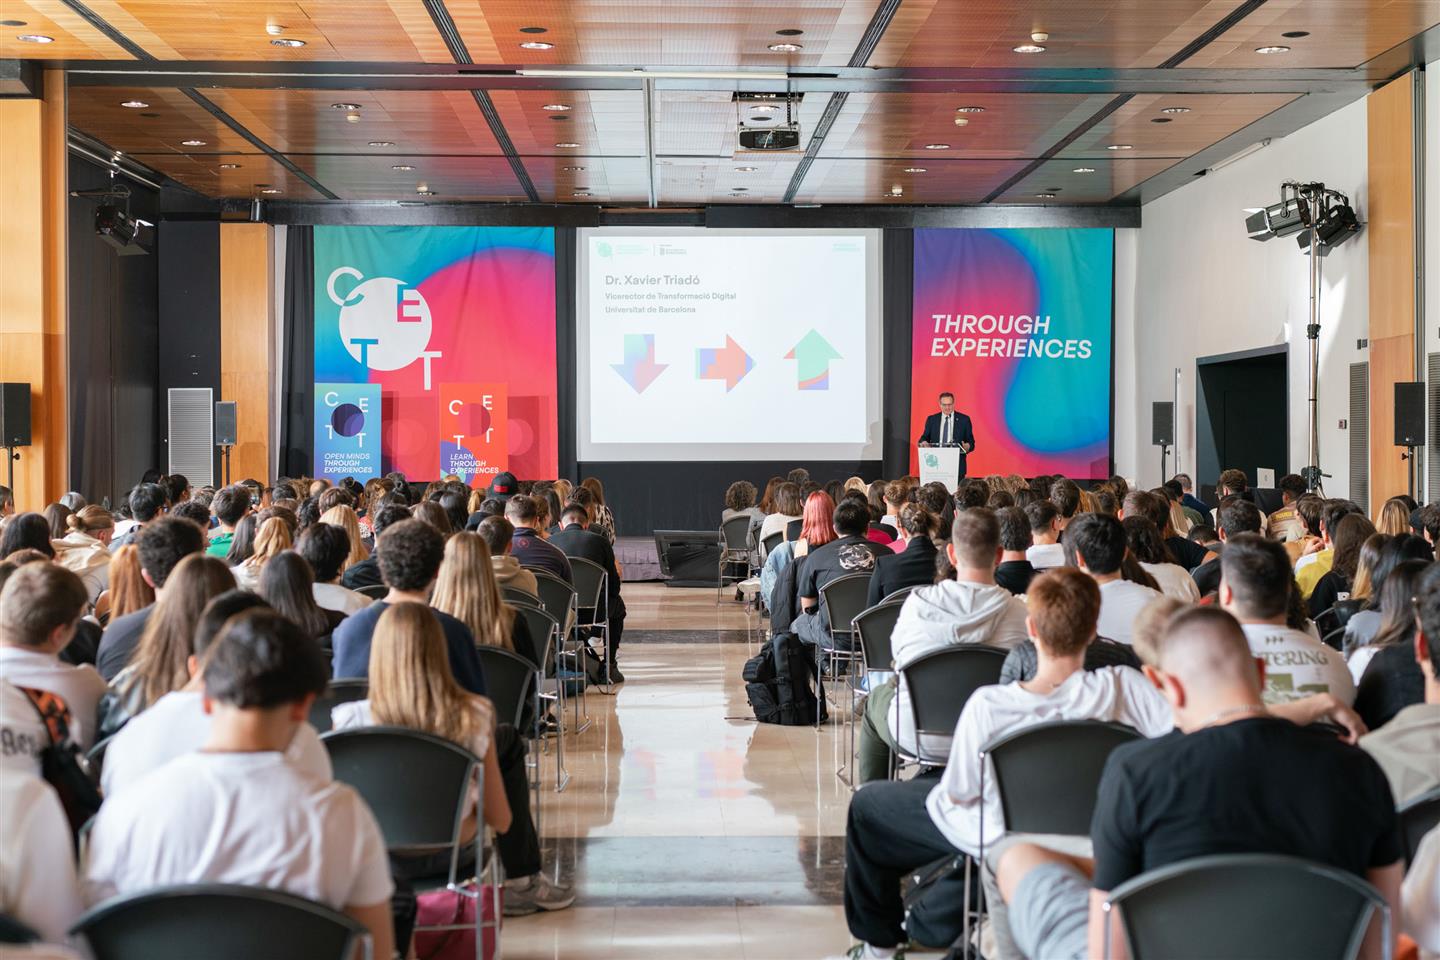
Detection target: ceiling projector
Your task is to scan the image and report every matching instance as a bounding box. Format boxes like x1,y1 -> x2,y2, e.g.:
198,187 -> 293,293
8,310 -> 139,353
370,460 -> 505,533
735,92 -> 802,152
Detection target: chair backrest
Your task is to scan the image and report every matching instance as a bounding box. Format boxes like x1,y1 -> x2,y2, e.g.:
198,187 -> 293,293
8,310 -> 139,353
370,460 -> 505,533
307,679 -> 369,734
761,531 -> 783,559
353,584 -> 388,600
1399,786 -> 1440,868
322,727 -> 475,853
820,572 -> 872,635
530,570 -> 576,627
1105,853 -> 1387,960
903,645 -> 1008,741
0,913 -> 37,944
721,515 -> 752,552
513,604 -> 558,672
502,586 -> 541,608
984,720 -> 1143,836
474,646 -> 537,728
70,884 -> 365,960
882,584 -> 920,604
569,556 -> 608,611
854,600 -> 904,672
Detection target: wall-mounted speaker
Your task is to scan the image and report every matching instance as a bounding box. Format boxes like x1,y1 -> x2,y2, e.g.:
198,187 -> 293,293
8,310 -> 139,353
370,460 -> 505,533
1395,382 -> 1425,446
1152,401 -> 1175,447
0,383 -> 31,447
214,401 -> 238,447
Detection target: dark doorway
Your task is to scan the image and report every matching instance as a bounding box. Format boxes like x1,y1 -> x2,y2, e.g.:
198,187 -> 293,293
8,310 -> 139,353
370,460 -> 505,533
1196,346 -> 1288,499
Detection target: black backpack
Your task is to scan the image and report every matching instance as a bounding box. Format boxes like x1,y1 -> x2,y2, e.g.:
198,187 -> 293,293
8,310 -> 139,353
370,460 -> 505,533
743,632 -> 828,726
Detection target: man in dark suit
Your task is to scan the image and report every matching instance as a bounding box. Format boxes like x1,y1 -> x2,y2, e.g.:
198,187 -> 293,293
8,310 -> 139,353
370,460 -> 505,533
918,391 -> 975,481
549,503 -> 627,682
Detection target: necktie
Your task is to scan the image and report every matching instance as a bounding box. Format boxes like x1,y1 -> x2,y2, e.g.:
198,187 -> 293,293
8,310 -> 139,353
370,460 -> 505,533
942,415 -> 951,446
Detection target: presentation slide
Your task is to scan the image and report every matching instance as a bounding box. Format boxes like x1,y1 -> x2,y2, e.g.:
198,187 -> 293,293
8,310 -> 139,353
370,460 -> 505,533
577,228 -> 883,462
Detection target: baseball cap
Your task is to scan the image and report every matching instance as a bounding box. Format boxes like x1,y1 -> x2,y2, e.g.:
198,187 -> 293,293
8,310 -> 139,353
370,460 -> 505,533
488,471 -> 518,500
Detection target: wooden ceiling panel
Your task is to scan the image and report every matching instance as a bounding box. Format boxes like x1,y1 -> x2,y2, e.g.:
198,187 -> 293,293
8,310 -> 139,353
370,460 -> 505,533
998,156 -> 1184,204
793,158 -> 1030,204
0,1 -> 132,58
139,151 -> 327,200
286,153 -> 524,200
1181,0 -> 1440,69
1058,93 -> 1300,158
491,89 -> 647,157
527,156 -> 650,203
818,92 -> 1110,159
68,85 -> 266,156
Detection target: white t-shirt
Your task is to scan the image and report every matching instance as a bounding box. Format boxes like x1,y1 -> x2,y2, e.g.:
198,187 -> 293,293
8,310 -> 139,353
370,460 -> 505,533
84,751 -> 393,910
1240,622 -> 1356,705
0,647 -> 107,749
0,772 -> 83,943
1025,543 -> 1066,570
1140,562 -> 1201,602
314,582 -> 373,616
1404,826 -> 1440,959
1096,579 -> 1163,645
0,679 -> 50,776
925,667 -> 1174,856
332,698 -> 491,760
101,690 -> 332,796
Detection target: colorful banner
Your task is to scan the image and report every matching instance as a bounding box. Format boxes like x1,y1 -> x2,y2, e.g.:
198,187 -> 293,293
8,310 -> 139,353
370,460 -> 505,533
314,383 -> 382,481
911,228 -> 1113,479
314,226 -> 557,483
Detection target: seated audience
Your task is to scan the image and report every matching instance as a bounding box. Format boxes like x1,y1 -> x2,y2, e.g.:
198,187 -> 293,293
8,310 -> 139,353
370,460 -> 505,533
837,569 -> 1172,959
259,551 -> 343,642
0,771 -> 82,943
579,477 -> 617,544
1405,826 -> 1440,960
108,483 -> 166,552
433,532 -> 538,665
169,498 -> 210,531
722,480 -> 766,541
865,504 -> 938,607
1353,560 -> 1433,730
550,504 -> 627,681
505,495 -> 572,584
1345,534 -> 1434,650
0,563 -> 105,749
1309,512 -> 1378,618
96,516 -> 205,681
1297,498 -> 1364,596
1210,468 -> 1268,527
794,499 -> 889,651
52,505 -> 114,607
993,506 -> 1038,597
231,514 -> 292,591
321,504 -> 370,572
1123,515 -> 1199,601
332,602 -> 572,916
94,543 -> 153,626
763,491 -> 836,619
341,503 -> 409,591
1374,495 -> 1415,538
1066,513 -> 1160,645
478,515 -> 540,599
205,484 -> 252,558
1217,534 -> 1354,705
1191,497 -> 1263,596
1023,500 -> 1065,570
0,512 -> 55,559
84,609 -> 395,959
855,508 -> 1028,783
330,519 -> 487,695
101,590 -> 330,795
296,523 -> 373,616
1266,473 -> 1308,541
994,607 -> 1402,960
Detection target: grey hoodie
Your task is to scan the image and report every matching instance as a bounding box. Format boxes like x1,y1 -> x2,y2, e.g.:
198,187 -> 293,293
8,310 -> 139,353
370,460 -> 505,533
490,555 -> 538,598
887,579 -> 1030,761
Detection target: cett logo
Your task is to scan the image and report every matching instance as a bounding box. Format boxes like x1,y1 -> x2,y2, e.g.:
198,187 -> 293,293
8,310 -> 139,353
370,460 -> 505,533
327,266 -> 445,388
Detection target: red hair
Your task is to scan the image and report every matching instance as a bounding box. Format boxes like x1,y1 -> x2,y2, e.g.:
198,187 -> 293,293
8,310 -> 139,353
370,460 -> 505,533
799,492 -> 837,548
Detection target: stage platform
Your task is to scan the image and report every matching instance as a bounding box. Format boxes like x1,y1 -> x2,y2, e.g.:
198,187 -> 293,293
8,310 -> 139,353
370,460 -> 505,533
616,536 -> 664,582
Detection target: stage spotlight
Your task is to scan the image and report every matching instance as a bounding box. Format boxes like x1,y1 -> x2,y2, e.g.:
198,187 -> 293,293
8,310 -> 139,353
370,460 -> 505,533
1245,196 -> 1305,240
1296,200 -> 1361,254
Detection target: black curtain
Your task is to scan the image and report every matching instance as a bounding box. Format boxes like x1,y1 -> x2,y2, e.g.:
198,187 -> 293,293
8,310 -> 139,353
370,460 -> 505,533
881,228 -> 914,478
280,225 -> 315,479
555,227 -> 578,480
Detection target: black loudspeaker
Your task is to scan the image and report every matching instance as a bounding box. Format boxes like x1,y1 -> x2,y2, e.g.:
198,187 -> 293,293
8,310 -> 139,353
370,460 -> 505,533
0,383 -> 32,447
1395,382 -> 1425,446
214,401 -> 238,446
1152,401 -> 1175,446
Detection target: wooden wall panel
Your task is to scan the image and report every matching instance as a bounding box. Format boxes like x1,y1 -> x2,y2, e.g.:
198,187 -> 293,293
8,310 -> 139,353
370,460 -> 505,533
1366,73 -> 1418,502
0,71 -> 67,509
219,223 -> 273,485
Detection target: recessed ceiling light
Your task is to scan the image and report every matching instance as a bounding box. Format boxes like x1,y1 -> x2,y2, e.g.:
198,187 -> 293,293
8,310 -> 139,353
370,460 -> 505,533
219,163 -> 240,169
254,183 -> 271,188
953,117 -> 970,127
555,142 -> 580,148
181,139 -> 207,146
519,26 -> 548,34
924,143 -> 950,150
548,115 -> 570,121
0,20 -> 28,27
573,191 -> 591,197
561,165 -> 585,171
1072,166 -> 1096,173
1151,117 -> 1172,124
391,164 -> 414,171
416,190 -> 436,196
955,106 -> 986,114
120,100 -> 149,109
750,104 -> 781,114
1035,192 -> 1057,199
1281,30 -> 1310,39
1160,106 -> 1191,114
139,112 -> 160,118
1106,144 -> 1133,150
768,42 -> 803,52
260,188 -> 282,195
1013,43 -> 1046,54
542,103 -> 571,111
735,165 -> 758,172
903,167 -> 927,173
368,141 -> 395,147
731,187 -> 749,192
331,102 -> 362,110
270,37 -> 305,47
776,28 -> 804,36
1255,45 -> 1290,54
16,34 -> 53,43
520,40 -> 554,50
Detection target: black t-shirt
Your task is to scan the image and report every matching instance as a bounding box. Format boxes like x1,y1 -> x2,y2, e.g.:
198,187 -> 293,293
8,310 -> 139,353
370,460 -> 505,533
798,535 -> 887,601
1091,717 -> 1402,892
1166,535 -> 1210,572
994,560 -> 1038,597
1191,557 -> 1222,596
340,555 -> 383,590
96,605 -> 155,682
1354,642 -> 1424,731
1307,571 -> 1352,620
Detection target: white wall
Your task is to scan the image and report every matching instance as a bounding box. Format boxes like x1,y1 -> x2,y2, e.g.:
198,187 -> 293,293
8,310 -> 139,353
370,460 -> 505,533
1115,98 -> 1371,497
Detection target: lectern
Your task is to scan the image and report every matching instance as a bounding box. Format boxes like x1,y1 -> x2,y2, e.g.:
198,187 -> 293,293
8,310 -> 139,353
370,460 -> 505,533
918,446 -> 961,493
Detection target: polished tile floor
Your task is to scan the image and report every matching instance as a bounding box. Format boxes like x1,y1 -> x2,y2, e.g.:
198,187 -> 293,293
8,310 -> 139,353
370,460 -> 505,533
507,583 -> 857,959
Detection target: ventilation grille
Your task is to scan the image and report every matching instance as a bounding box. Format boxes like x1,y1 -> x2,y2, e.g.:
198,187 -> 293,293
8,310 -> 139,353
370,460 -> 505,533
1349,362 -> 1368,513
168,388 -> 214,488
1428,352 -> 1440,503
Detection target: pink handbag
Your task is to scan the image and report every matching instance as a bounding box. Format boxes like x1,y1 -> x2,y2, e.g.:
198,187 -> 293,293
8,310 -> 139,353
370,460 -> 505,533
414,884 -> 501,960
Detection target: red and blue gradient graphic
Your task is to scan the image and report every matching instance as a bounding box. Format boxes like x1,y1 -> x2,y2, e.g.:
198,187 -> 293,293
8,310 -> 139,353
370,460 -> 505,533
315,226 -> 557,482
910,229 -> 1113,479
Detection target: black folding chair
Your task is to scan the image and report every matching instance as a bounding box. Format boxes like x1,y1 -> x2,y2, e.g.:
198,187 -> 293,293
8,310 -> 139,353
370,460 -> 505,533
503,586 -> 541,608
717,515 -> 755,601
70,884 -> 367,960
513,603 -> 570,793
0,913 -> 37,944
307,678 -> 369,734
529,570 -> 589,735
882,584 -> 921,604
761,530 -> 783,561
897,645 -> 1008,773
322,727 -> 499,952
569,556 -> 614,690
353,584 -> 388,600
1103,854 -> 1390,960
835,594 -> 904,786
1399,786 -> 1440,869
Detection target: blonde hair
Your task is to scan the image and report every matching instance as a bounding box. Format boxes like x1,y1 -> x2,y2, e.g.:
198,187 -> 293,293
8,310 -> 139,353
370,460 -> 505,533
552,479 -> 573,504
369,602 -> 494,750
66,505 -> 114,536
844,476 -> 866,493
1130,594 -> 1191,668
123,554 -> 235,710
467,488 -> 486,515
320,504 -> 368,571
1168,501 -> 1192,537
105,544 -> 154,620
244,516 -> 292,570
432,532 -> 514,651
1374,498 -> 1411,537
